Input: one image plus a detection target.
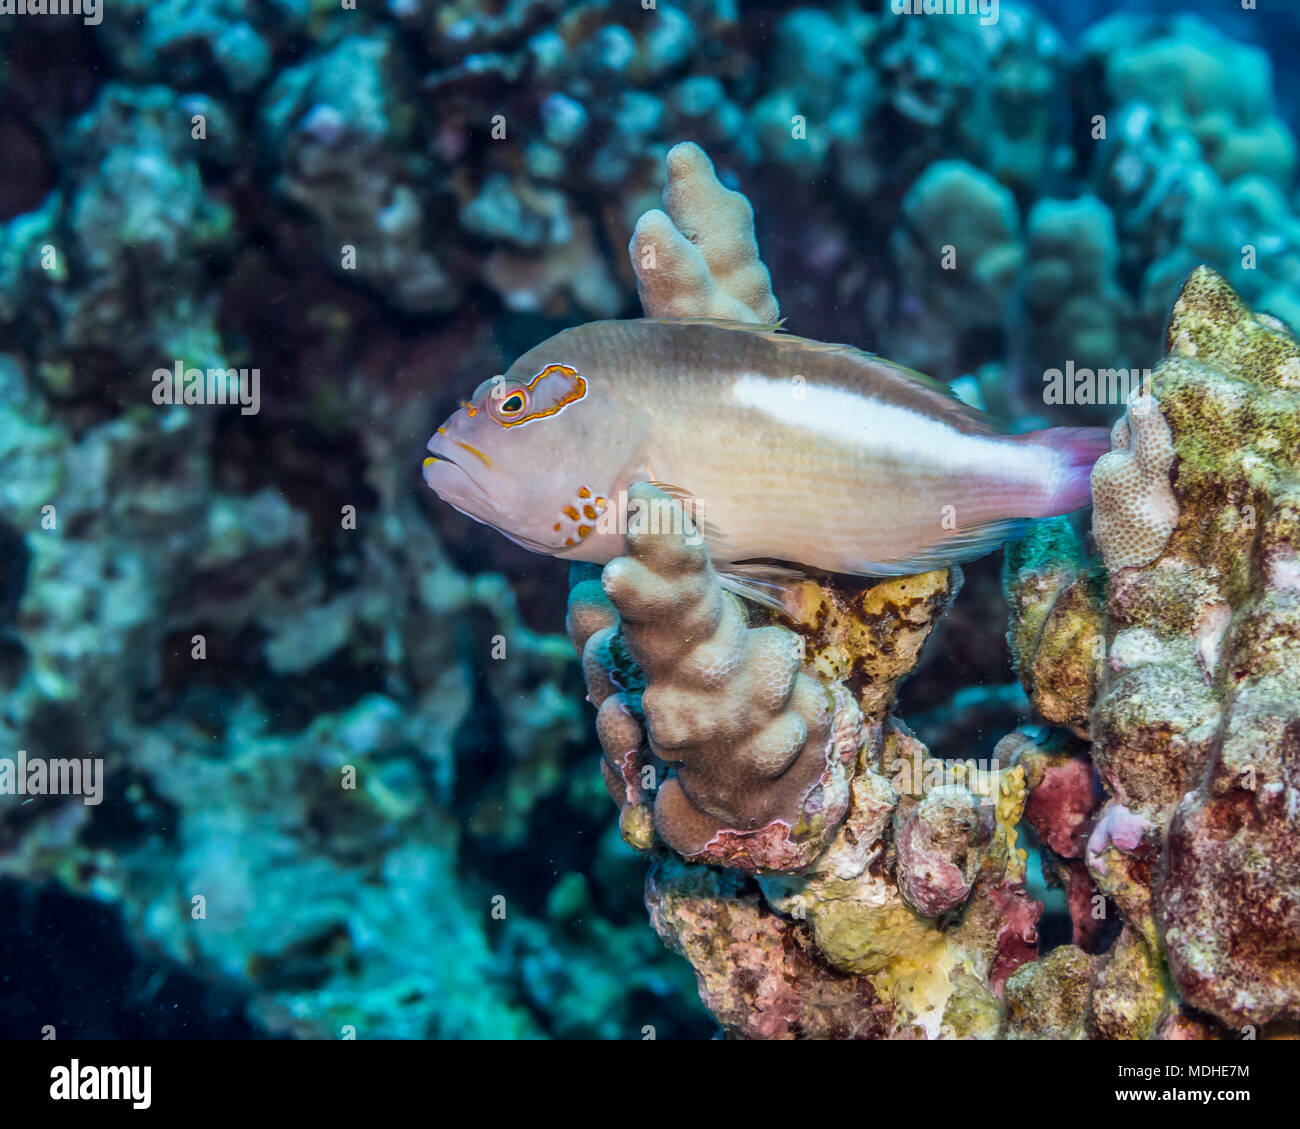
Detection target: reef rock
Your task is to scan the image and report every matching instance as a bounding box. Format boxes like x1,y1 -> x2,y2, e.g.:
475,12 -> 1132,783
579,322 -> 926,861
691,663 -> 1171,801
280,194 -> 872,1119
1007,266 -> 1300,1035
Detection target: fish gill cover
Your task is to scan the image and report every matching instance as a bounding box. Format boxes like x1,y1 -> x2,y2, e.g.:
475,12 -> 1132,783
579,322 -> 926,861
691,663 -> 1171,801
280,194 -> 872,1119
0,0 -> 1297,1052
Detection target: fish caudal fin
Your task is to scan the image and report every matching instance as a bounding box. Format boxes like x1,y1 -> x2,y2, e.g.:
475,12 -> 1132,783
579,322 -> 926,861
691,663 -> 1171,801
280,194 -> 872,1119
1017,426 -> 1112,516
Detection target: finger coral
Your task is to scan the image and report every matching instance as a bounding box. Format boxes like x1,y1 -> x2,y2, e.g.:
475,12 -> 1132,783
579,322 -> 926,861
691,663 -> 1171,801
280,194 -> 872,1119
628,142 -> 779,324
576,483 -> 862,872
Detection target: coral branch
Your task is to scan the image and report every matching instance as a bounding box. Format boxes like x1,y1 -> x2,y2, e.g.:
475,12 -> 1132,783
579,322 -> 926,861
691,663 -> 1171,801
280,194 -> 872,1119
628,142 -> 780,324
589,484 -> 862,871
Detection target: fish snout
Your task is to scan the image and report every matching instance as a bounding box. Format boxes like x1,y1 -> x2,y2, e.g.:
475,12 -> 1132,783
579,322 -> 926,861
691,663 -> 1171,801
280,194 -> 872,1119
423,436 -> 511,518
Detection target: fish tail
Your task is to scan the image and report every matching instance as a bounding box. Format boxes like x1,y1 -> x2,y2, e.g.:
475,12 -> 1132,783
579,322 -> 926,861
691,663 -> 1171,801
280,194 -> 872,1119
1017,426 -> 1112,516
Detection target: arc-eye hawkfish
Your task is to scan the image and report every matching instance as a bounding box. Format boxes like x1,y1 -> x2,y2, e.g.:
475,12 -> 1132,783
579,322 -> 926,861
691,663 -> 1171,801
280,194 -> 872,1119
423,319 -> 1108,609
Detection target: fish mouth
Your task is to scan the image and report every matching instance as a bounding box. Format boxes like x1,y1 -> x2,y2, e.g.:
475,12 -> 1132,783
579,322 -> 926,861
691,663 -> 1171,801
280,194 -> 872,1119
424,445 -> 488,500
423,442 -> 563,554
425,448 -> 466,475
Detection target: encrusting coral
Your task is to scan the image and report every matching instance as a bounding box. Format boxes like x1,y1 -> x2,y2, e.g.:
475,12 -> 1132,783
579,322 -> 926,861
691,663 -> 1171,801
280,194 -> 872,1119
570,143 -> 1300,1040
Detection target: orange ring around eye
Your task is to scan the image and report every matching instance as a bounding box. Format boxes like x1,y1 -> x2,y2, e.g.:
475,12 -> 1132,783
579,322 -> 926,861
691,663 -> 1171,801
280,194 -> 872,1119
490,386 -> 529,423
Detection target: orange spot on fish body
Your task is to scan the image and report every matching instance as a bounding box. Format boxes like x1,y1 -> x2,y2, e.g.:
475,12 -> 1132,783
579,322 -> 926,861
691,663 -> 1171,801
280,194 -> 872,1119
564,505 -> 580,521
583,505 -> 596,520
578,486 -> 591,498
553,522 -> 562,532
578,525 -> 592,538
565,537 -> 575,547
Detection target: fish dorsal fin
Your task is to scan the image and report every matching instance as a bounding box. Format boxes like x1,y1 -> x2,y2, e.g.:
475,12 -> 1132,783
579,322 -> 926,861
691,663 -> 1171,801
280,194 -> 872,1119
643,318 -> 1002,434
648,316 -> 786,334
647,481 -> 728,546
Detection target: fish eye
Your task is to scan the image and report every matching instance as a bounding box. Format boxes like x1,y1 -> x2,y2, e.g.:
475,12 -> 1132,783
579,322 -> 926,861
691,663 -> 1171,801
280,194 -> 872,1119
489,385 -> 531,423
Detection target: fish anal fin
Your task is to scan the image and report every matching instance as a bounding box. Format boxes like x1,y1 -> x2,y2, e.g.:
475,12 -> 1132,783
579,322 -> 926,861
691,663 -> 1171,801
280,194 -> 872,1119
852,519 -> 1031,577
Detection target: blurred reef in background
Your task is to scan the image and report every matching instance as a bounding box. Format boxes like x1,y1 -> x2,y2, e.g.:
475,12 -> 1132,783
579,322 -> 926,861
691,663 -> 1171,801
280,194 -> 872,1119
1,0 -> 1299,1037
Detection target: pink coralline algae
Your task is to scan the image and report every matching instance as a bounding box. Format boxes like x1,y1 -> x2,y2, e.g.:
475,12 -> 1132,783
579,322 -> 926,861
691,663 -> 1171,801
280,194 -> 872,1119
1085,802 -> 1153,879
1025,754 -> 1097,858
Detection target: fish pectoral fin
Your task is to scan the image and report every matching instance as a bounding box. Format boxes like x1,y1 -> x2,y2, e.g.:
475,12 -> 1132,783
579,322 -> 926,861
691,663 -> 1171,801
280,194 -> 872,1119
645,481 -> 729,547
715,562 -> 807,616
851,519 -> 1032,577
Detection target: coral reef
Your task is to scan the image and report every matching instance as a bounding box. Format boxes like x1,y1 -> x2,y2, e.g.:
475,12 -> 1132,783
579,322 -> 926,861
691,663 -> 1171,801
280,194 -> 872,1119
561,160 -> 1043,1034
887,160 -> 1023,378
262,33 -> 461,314
0,333 -> 696,1035
4,0 -> 1300,1042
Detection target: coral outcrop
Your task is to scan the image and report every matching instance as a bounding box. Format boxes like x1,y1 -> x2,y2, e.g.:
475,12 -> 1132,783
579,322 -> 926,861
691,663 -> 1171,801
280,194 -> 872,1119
569,505 -> 1039,1035
561,146 -> 1044,1036
1004,266 -> 1300,1037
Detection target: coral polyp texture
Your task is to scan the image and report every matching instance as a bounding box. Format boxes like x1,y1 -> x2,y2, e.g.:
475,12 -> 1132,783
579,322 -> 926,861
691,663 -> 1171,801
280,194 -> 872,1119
1090,391 -> 1180,571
